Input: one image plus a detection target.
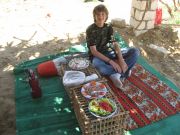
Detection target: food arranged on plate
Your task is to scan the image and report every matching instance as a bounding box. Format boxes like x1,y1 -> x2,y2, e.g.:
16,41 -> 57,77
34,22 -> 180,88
81,81 -> 107,99
68,57 -> 90,70
88,98 -> 117,118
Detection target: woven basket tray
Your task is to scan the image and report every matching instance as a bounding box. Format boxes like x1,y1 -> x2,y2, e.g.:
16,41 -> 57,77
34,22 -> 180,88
71,81 -> 129,135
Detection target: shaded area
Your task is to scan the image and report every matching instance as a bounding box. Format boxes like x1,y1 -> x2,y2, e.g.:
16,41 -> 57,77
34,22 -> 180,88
13,41 -> 179,135
0,34 -> 85,135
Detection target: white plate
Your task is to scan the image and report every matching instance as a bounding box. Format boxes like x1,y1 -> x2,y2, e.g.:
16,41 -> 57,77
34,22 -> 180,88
88,98 -> 117,118
68,57 -> 89,70
81,81 -> 107,99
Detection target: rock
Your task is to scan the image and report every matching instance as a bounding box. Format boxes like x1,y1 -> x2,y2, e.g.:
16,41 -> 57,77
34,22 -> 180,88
148,44 -> 170,58
111,18 -> 126,28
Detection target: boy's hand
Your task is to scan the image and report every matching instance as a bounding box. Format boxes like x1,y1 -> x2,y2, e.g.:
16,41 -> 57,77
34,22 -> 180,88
109,60 -> 122,73
118,60 -> 128,73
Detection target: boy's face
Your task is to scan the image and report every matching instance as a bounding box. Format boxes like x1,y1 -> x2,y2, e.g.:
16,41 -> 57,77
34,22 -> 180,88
95,11 -> 107,26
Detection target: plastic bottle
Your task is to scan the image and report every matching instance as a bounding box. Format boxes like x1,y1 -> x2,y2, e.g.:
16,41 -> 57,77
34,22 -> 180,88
27,69 -> 42,98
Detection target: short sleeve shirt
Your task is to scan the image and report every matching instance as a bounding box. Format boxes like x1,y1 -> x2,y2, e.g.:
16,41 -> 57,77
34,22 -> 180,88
86,23 -> 114,57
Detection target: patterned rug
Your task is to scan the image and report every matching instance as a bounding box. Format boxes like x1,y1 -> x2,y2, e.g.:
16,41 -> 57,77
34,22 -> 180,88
107,64 -> 180,130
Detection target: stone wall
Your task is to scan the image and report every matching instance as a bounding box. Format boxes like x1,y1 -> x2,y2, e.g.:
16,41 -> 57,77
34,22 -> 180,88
130,0 -> 158,36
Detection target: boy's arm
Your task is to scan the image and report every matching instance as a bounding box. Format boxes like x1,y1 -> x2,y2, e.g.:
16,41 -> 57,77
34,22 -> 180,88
113,42 -> 128,73
90,46 -> 111,63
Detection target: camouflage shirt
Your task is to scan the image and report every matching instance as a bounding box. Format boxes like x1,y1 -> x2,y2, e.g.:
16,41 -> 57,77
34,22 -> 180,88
86,23 -> 115,59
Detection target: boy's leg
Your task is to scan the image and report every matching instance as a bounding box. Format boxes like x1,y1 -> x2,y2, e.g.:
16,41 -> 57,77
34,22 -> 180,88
121,48 -> 140,78
92,57 -> 116,76
92,57 -> 123,88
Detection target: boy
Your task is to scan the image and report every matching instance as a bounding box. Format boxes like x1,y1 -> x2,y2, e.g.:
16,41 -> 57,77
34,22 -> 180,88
86,4 -> 139,88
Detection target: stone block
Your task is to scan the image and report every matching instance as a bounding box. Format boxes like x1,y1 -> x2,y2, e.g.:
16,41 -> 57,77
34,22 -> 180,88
134,10 -> 145,21
130,17 -> 145,30
132,0 -> 147,10
146,20 -> 155,29
131,7 -> 135,17
111,18 -> 126,28
130,17 -> 137,27
151,0 -> 158,10
144,11 -> 156,20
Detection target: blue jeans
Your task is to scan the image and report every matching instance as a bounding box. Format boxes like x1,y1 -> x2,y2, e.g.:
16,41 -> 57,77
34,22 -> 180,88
92,47 -> 140,78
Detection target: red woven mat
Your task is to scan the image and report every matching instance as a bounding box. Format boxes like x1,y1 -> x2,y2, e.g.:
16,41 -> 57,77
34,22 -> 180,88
107,64 -> 180,130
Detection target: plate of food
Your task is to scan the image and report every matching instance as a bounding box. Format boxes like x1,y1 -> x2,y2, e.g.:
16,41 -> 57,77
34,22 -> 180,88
68,57 -> 90,70
88,98 -> 117,118
81,81 -> 107,99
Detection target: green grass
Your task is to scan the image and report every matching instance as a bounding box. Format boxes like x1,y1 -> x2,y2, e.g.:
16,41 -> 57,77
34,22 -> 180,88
162,4 -> 180,25
170,11 -> 180,24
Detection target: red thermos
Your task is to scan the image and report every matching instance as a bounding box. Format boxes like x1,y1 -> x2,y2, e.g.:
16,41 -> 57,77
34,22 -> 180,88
155,0 -> 162,25
27,69 -> 42,98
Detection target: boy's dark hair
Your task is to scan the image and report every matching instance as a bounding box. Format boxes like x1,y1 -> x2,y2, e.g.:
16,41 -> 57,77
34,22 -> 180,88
93,4 -> 109,22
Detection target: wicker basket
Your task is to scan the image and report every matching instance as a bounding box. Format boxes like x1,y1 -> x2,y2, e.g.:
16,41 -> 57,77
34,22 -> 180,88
71,81 -> 129,135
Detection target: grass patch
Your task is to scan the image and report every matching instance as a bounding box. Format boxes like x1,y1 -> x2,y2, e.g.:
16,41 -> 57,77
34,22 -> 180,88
168,11 -> 180,24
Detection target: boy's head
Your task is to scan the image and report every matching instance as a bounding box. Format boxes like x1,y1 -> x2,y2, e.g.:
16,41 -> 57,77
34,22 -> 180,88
93,4 -> 109,22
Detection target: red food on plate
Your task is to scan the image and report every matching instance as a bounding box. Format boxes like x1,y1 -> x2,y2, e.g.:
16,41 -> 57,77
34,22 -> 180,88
99,101 -> 113,112
99,84 -> 105,89
88,98 -> 117,118
99,91 -> 105,95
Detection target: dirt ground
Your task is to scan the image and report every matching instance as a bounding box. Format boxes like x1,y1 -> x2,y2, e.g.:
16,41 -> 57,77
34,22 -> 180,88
0,0 -> 179,135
